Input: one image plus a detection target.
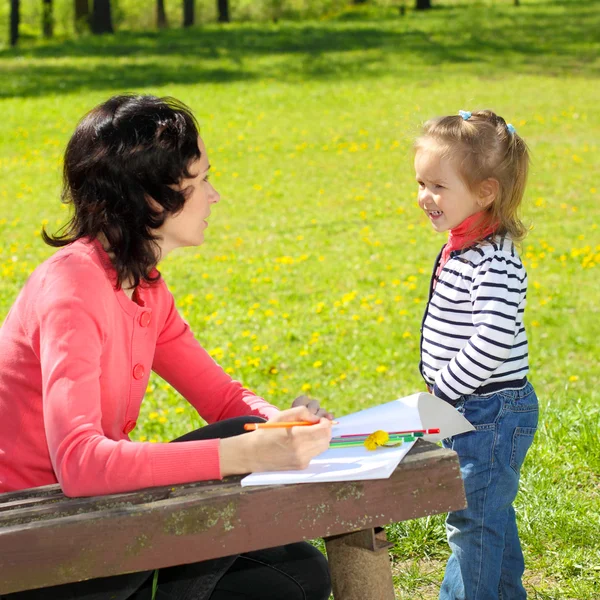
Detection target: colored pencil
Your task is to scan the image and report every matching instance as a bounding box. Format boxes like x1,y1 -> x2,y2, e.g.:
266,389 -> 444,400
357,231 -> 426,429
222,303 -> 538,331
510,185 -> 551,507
338,428 -> 440,439
329,435 -> 416,449
331,432 -> 422,443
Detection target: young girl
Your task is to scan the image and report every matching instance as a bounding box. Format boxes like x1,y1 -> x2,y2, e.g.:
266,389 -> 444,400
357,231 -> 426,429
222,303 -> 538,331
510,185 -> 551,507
414,110 -> 539,600
0,94 -> 332,600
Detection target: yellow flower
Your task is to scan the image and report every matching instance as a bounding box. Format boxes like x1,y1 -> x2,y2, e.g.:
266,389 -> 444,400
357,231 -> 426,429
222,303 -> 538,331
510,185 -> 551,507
364,430 -> 389,451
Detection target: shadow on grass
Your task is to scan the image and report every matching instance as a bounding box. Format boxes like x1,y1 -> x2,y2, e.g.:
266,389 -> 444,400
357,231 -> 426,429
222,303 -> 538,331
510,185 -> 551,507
0,0 -> 598,98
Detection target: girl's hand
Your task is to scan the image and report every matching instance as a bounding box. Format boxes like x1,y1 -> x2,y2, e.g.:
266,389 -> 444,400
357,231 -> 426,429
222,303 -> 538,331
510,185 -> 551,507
291,394 -> 335,420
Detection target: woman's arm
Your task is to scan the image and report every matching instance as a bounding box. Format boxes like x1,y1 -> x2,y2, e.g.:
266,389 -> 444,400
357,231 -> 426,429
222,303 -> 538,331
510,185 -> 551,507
35,258 -> 251,496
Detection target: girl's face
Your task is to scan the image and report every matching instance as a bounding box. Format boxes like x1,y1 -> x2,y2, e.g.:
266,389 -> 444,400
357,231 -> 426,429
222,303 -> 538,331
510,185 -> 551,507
155,136 -> 220,257
414,148 -> 483,233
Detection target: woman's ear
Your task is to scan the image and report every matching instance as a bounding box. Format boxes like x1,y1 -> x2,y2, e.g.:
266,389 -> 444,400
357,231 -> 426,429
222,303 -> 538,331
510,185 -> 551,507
478,178 -> 499,208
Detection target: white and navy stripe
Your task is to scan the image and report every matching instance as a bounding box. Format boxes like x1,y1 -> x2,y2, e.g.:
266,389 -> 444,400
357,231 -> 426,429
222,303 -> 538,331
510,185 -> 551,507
420,236 -> 529,404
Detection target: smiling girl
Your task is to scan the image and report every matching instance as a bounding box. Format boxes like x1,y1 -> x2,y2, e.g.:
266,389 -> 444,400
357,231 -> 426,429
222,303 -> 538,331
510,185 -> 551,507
414,109 -> 539,600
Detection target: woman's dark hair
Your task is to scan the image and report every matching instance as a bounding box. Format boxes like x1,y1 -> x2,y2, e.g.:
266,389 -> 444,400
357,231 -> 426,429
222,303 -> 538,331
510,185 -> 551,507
43,94 -> 201,288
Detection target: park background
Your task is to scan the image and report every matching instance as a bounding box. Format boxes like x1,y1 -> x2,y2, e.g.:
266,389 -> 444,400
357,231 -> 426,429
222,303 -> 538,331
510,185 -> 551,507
0,0 -> 598,597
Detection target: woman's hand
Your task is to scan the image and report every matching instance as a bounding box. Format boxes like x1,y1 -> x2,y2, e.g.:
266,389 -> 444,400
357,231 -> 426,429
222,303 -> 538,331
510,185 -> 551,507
219,406 -> 333,476
290,394 -> 335,420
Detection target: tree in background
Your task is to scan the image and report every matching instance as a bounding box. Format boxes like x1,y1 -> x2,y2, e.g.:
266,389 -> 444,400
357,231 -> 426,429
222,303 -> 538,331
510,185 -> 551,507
91,0 -> 113,33
415,0 -> 431,9
157,0 -> 168,28
75,0 -> 90,34
217,0 -> 230,23
183,0 -> 194,27
10,0 -> 20,46
42,0 -> 53,37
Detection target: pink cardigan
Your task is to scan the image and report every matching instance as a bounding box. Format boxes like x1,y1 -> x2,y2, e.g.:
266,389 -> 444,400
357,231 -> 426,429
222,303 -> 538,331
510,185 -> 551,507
0,238 -> 279,497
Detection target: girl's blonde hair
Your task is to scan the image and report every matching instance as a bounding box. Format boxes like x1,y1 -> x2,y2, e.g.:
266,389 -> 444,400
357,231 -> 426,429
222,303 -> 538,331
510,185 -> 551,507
415,109 -> 530,243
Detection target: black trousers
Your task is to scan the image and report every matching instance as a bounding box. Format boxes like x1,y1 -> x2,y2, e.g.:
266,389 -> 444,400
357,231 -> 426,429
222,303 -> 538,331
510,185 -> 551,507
2,417 -> 331,600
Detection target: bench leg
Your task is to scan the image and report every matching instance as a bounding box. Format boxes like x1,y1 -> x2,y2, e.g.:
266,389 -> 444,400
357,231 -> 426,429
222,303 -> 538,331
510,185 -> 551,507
324,528 -> 395,600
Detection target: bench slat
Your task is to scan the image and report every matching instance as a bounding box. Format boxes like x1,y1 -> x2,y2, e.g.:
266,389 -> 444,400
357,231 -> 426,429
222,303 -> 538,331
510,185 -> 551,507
0,442 -> 465,595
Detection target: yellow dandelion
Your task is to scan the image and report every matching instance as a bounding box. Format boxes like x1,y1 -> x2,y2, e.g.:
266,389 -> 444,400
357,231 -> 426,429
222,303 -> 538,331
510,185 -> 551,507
364,430 -> 390,451
569,376 -> 579,382
376,365 -> 387,373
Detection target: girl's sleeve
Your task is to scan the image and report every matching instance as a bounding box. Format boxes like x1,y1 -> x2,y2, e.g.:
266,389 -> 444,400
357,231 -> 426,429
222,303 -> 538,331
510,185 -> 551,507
152,286 -> 280,423
433,254 -> 527,402
37,258 -> 238,497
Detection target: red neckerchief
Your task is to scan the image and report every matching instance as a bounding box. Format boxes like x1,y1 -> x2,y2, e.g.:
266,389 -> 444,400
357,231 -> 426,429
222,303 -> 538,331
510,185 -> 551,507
435,213 -> 498,282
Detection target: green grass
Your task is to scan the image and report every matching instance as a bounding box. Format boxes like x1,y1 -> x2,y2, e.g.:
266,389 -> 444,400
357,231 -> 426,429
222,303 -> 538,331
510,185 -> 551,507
1,0 -> 599,597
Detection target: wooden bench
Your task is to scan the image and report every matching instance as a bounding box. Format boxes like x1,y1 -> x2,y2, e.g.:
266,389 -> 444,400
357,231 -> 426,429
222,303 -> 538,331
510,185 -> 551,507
0,441 -> 465,600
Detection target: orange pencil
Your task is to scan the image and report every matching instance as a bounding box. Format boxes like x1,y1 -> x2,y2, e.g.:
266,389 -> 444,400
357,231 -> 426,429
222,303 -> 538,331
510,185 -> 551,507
243,421 -> 338,431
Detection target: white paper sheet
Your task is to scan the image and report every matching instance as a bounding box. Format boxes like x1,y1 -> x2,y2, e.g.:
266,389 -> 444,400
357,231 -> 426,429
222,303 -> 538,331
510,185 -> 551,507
329,392 -> 474,442
240,442 -> 414,486
240,392 -> 474,487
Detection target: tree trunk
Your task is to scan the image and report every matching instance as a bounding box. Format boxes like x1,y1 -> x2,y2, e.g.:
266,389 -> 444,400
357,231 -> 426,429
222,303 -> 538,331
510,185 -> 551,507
183,0 -> 194,27
74,0 -> 90,33
91,0 -> 113,34
415,0 -> 431,9
217,0 -> 229,23
157,0 -> 168,28
42,0 -> 53,37
10,0 -> 20,46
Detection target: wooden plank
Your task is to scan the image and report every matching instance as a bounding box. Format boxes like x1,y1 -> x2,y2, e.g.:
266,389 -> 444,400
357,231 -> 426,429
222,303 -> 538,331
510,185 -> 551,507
0,488 -> 175,526
0,442 -> 465,595
0,485 -> 64,513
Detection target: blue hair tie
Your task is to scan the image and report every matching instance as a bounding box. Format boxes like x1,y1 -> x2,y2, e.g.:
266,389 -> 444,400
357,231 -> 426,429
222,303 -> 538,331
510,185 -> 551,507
506,123 -> 516,135
459,110 -> 472,121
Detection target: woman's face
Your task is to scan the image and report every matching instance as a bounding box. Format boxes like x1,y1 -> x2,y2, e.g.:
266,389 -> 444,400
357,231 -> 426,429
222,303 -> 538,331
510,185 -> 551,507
155,136 -> 220,257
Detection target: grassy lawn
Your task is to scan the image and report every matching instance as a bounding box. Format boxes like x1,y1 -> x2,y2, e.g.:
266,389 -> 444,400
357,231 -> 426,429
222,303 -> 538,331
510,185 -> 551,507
1,0 -> 598,597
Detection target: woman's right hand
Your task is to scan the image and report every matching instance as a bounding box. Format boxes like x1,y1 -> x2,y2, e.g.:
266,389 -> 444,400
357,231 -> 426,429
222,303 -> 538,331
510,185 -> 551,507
219,406 -> 333,476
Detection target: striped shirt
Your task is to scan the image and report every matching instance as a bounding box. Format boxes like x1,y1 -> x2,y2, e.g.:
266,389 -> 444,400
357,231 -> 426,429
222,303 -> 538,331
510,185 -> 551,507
420,236 -> 529,403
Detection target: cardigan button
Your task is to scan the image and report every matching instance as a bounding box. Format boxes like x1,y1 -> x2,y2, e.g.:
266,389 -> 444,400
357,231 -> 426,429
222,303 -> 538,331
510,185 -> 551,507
133,364 -> 145,380
123,420 -> 137,434
139,311 -> 151,327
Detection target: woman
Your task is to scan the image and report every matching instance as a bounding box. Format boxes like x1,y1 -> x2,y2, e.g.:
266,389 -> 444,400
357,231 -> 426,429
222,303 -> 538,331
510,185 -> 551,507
0,95 -> 332,600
